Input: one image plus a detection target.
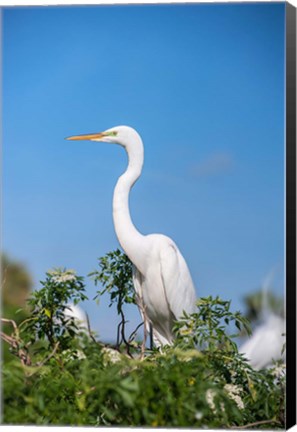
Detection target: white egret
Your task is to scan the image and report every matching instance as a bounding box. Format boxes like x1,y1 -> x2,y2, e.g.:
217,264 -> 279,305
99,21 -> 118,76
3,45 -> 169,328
64,303 -> 88,331
239,271 -> 285,369
239,313 -> 285,370
67,126 -> 197,346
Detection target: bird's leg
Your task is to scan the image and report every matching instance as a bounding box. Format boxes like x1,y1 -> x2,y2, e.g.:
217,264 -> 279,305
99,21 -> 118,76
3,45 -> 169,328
141,313 -> 147,360
135,294 -> 149,360
149,323 -> 154,350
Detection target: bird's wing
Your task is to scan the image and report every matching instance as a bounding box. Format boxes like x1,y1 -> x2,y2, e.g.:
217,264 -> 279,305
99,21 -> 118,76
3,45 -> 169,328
160,242 -> 197,320
239,316 -> 285,369
133,265 -> 173,347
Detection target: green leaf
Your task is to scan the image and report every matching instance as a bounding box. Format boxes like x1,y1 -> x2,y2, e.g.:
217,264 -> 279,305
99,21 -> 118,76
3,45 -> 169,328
116,388 -> 135,407
44,308 -> 51,318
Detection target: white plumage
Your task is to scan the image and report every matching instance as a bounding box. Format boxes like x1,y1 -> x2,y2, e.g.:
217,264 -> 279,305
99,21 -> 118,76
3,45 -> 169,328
67,125 -> 197,346
239,314 -> 285,370
64,303 -> 88,331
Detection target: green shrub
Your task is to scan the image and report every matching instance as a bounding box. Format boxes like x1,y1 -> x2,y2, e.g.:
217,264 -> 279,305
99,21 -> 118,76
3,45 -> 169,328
1,251 -> 285,428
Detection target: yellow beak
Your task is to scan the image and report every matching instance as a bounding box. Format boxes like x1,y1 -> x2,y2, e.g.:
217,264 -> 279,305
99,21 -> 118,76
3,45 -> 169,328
66,132 -> 106,141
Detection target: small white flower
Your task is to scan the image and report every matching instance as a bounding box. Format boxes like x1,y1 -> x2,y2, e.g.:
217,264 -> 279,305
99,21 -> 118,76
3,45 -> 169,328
49,269 -> 77,284
102,347 -> 123,365
205,389 -> 217,412
271,363 -> 286,378
205,388 -> 228,414
53,274 -> 76,283
195,411 -> 203,420
62,348 -> 86,361
224,384 -> 244,410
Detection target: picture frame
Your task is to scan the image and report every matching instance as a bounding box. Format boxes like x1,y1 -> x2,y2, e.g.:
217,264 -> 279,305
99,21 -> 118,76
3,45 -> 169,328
1,1 -> 296,429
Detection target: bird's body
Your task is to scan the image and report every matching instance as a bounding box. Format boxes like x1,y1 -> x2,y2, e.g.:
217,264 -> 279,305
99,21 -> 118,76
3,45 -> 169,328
65,303 -> 88,331
132,233 -> 196,345
239,276 -> 286,370
67,125 -> 197,346
239,314 -> 285,370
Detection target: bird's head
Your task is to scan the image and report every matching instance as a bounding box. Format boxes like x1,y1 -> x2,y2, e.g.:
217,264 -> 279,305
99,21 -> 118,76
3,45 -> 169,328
66,125 -> 141,148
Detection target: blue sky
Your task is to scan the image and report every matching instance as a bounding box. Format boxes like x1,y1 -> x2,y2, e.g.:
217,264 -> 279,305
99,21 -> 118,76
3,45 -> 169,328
3,3 -> 285,341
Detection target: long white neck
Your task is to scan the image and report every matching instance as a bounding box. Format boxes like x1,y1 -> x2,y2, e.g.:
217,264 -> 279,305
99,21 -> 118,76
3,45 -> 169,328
112,137 -> 147,272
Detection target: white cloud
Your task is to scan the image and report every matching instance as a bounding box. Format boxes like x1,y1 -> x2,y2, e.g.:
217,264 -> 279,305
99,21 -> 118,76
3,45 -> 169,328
190,152 -> 234,177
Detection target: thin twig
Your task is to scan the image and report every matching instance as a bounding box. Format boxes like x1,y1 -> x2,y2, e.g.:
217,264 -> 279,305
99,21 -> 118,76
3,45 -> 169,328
1,331 -> 17,347
116,321 -> 122,348
1,329 -> 31,366
128,321 -> 144,343
18,316 -> 39,330
86,313 -> 98,345
149,323 -> 154,350
34,342 -> 60,368
231,419 -> 281,429
119,310 -> 134,359
1,317 -> 18,333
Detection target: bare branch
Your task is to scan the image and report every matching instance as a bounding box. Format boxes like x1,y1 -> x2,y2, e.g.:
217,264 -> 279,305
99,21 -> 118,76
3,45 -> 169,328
128,321 -> 144,343
1,329 -> 31,366
34,342 -> 60,368
119,310 -> 133,359
86,313 -> 98,345
1,317 -> 18,333
1,331 -> 17,347
116,321 -> 122,348
231,419 -> 281,429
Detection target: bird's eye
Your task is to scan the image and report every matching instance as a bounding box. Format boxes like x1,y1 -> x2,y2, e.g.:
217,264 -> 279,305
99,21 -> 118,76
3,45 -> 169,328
108,131 -> 118,137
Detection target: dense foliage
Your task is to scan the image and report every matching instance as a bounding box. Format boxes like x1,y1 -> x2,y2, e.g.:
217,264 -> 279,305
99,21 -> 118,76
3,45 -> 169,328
1,251 -> 285,428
